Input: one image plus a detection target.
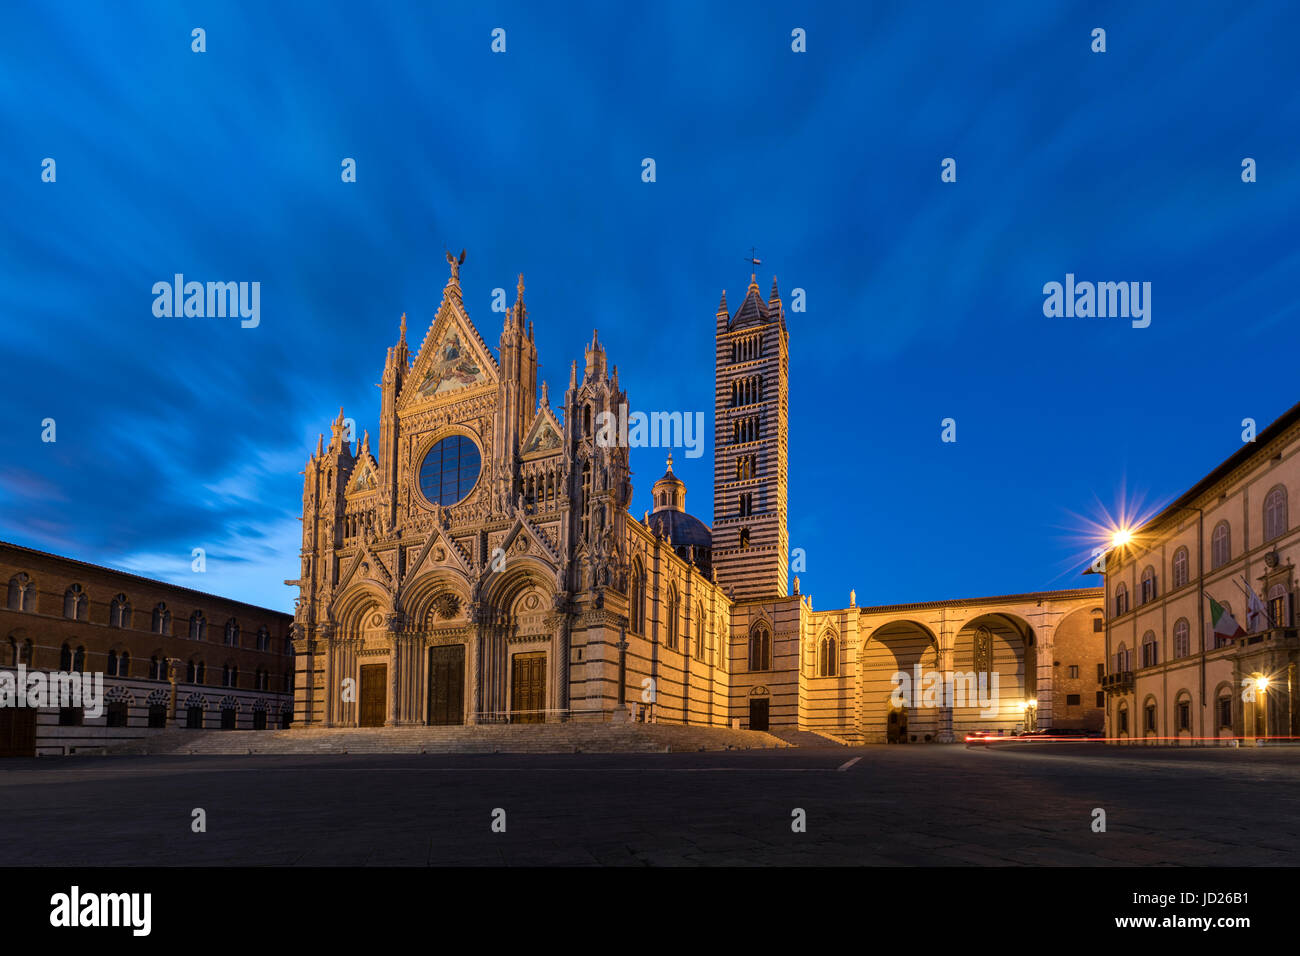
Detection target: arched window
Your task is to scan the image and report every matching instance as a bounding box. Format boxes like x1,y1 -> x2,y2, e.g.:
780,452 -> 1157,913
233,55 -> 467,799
629,563 -> 645,634
150,656 -> 164,680
1173,618 -> 1190,658
6,637 -> 16,666
59,643 -> 72,671
119,650 -> 130,677
72,646 -> 85,673
63,584 -> 87,621
1114,582 -> 1129,616
109,594 -> 131,628
256,627 -> 270,651
1211,521 -> 1231,570
1115,642 -> 1131,673
1140,567 -> 1157,604
665,586 -> 679,651
739,527 -> 751,549
974,626 -> 993,678
1267,583 -> 1289,628
819,631 -> 837,677
106,650 -> 118,676
1264,485 -> 1288,542
694,602 -> 707,661
152,603 -> 171,635
224,619 -> 240,647
1141,630 -> 1158,668
748,623 -> 771,671
6,573 -> 34,612
186,660 -> 196,683
189,611 -> 206,640
1172,547 -> 1189,589
1217,689 -> 1233,730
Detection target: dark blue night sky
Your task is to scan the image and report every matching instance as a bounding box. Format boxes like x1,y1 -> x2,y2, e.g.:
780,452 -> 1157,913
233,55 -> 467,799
2,1 -> 1298,612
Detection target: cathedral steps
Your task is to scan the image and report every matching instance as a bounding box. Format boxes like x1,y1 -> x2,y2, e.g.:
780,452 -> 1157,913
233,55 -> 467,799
99,722 -> 792,756
766,728 -> 852,748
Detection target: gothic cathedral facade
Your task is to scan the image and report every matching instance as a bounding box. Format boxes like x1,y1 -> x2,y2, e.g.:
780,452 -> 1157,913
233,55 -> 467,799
289,255 -> 1101,742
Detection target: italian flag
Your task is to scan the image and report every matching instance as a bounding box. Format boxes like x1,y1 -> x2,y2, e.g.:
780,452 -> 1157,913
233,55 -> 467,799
1209,596 -> 1245,642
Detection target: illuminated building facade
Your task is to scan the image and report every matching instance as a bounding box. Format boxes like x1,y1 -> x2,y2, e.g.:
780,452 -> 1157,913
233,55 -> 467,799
1101,402 -> 1300,742
289,255 -> 1102,741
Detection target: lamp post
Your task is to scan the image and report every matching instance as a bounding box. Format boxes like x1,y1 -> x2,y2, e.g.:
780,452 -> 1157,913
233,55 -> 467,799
1023,698 -> 1038,732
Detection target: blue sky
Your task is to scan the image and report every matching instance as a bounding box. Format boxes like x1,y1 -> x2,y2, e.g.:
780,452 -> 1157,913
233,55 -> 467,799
2,1 -> 1298,613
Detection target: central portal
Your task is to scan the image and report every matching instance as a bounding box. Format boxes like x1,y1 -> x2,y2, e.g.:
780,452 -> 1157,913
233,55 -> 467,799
510,651 -> 546,723
359,664 -> 387,727
427,644 -> 465,725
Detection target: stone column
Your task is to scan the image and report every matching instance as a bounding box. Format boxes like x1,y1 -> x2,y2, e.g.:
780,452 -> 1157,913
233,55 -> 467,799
467,602 -> 483,723
613,625 -> 630,723
545,609 -> 570,721
1032,621 -> 1055,731
936,633 -> 955,743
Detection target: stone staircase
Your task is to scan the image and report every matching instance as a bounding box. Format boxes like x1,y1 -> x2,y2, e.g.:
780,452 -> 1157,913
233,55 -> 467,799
767,728 -> 852,748
102,722 -> 792,756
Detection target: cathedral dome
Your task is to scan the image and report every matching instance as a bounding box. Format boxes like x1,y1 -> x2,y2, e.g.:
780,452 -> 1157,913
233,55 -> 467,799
647,455 -> 712,573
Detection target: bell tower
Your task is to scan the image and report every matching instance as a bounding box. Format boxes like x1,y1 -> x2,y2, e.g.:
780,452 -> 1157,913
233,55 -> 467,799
712,271 -> 789,599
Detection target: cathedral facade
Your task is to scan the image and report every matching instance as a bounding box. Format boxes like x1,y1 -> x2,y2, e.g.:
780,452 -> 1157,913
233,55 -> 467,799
288,255 -> 1101,742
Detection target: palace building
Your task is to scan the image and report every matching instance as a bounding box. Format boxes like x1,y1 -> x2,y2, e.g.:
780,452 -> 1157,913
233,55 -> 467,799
1100,401 -> 1300,743
0,541 -> 293,756
288,254 -> 1103,742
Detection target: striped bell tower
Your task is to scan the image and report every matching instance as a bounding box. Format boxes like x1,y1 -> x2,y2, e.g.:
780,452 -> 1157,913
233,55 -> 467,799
712,270 -> 789,600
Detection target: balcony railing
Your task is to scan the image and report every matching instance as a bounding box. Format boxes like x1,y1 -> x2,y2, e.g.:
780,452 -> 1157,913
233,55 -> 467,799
1101,671 -> 1134,692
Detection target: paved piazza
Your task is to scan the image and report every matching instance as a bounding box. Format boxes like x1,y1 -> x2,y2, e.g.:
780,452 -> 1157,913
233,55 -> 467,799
3,744 -> 1297,866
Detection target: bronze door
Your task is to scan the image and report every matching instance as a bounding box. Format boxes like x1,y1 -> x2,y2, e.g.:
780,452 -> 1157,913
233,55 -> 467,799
510,652 -> 546,723
748,698 -> 769,731
359,664 -> 387,727
428,645 -> 465,725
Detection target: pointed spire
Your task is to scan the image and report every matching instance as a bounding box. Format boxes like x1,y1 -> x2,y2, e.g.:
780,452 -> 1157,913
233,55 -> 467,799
769,276 -> 781,304
316,433 -> 324,457
747,272 -> 761,296
360,429 -> 371,456
569,359 -> 577,389
718,289 -> 728,313
665,453 -> 674,474
399,312 -> 407,346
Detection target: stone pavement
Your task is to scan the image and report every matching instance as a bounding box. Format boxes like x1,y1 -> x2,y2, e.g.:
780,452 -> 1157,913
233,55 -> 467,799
2,743 -> 1297,866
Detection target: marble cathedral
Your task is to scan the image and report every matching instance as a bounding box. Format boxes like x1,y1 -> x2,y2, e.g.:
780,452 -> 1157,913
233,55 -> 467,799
288,253 -> 1102,742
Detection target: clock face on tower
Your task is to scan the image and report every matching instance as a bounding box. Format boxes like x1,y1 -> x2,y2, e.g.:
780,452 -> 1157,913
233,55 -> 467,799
418,434 -> 482,507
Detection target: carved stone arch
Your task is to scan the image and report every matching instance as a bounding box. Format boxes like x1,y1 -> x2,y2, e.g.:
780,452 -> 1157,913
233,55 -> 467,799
951,610 -> 1037,727
856,618 -> 940,744
403,570 -> 473,628
479,555 -> 559,614
330,583 -> 392,638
